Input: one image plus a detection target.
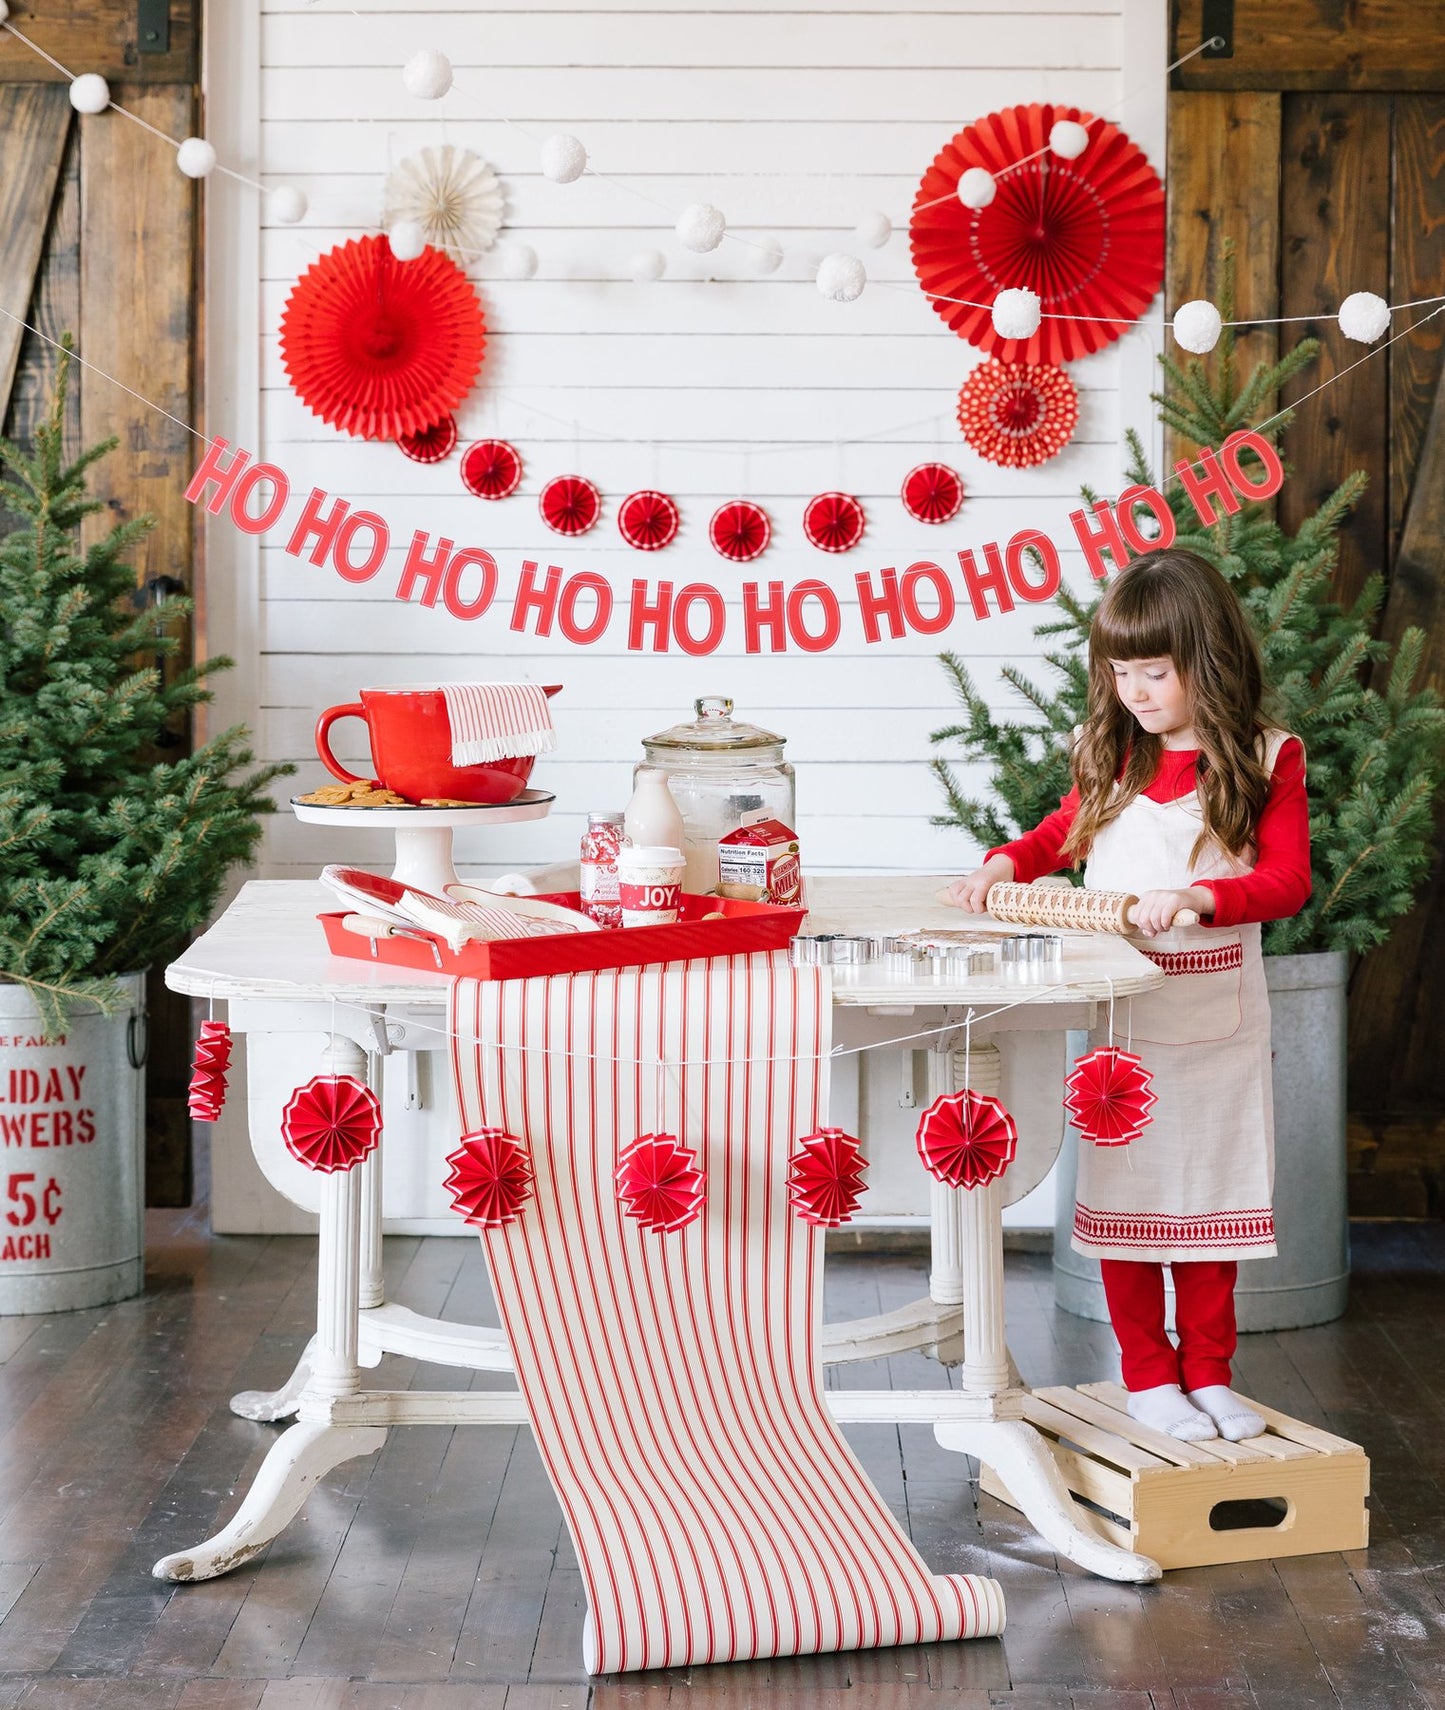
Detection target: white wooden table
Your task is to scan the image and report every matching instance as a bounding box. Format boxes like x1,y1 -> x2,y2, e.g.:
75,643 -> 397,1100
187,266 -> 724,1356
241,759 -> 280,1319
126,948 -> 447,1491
154,877 -> 1166,1587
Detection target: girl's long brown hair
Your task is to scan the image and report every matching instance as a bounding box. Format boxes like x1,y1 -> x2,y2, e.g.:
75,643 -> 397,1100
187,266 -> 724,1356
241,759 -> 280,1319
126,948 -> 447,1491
1060,549 -> 1273,867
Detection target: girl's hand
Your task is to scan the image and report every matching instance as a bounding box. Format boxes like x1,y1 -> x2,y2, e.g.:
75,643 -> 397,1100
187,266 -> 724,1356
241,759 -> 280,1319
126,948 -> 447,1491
1131,886 -> 1214,937
944,853 -> 1015,913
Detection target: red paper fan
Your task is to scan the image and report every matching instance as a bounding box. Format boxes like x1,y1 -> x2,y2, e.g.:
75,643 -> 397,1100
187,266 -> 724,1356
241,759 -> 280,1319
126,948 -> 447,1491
915,1089 -> 1018,1190
462,438 -> 523,499
910,102 -> 1165,364
709,500 -> 771,563
902,462 -> 965,524
445,1127 -> 534,1229
803,491 -> 866,554
540,474 -> 602,536
788,1128 -> 868,1228
618,489 -> 680,551
1065,1046 -> 1157,1147
957,360 -> 1078,469
281,1074 -> 382,1174
280,235 -> 487,441
187,1019 -> 233,1123
398,415 -> 458,463
615,1133 -> 706,1234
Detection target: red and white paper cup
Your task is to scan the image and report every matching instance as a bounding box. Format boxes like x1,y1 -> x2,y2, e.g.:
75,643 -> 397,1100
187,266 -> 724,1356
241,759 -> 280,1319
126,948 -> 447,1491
617,845 -> 685,927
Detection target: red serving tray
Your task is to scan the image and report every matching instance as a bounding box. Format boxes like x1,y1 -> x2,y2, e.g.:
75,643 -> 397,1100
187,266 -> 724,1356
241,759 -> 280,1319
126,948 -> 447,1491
319,891 -> 807,980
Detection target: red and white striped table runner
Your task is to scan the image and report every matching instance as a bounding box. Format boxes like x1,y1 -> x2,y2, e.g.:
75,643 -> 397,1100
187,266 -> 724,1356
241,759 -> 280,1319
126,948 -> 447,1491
440,682 -> 557,765
450,953 -> 1005,1674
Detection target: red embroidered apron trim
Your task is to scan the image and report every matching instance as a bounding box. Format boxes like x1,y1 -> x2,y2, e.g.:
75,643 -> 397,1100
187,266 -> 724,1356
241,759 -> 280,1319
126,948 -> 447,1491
1141,942 -> 1244,976
1074,1201 -> 1276,1249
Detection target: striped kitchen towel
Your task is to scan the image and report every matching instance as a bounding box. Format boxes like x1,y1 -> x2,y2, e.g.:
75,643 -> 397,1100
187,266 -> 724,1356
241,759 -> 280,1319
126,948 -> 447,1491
441,682 -> 557,765
450,953 -> 1005,1674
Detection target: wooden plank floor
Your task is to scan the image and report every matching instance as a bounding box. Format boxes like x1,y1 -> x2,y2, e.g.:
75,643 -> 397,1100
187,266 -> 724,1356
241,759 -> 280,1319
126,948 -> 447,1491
2,1178 -> 1444,1707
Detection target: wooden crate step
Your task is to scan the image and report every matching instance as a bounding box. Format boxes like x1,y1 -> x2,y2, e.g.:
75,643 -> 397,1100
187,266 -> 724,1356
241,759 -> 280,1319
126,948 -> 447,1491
979,1380 -> 1369,1570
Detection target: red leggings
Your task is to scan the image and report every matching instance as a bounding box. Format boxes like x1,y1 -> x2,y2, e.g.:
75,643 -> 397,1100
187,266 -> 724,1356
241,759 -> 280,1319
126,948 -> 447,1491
1099,1258 -> 1238,1392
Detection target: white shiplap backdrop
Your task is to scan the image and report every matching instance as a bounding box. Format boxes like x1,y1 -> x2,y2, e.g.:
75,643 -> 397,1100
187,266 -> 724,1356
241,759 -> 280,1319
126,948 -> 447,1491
203,0 -> 1166,888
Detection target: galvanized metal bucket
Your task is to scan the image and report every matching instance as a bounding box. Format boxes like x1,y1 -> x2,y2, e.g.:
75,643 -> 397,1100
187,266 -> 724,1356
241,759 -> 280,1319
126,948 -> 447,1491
0,974 -> 147,1314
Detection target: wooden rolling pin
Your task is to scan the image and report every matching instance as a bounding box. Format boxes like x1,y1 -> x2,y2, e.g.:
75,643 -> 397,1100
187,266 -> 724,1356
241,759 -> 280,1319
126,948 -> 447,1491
936,881 -> 1198,933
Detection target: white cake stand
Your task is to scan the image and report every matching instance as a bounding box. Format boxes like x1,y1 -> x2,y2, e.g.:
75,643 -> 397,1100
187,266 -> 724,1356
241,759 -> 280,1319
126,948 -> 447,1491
290,790 -> 555,893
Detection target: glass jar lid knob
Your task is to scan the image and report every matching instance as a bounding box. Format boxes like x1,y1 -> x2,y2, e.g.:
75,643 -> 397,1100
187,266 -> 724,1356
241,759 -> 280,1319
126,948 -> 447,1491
695,696 -> 733,721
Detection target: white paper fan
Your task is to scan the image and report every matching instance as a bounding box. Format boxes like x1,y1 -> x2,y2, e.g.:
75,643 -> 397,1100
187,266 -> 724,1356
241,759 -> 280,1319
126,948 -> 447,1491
382,145 -> 505,259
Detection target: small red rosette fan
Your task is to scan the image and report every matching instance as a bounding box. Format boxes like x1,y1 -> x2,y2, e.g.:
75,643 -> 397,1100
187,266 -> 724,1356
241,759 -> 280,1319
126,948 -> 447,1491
618,489 -> 680,551
280,235 -> 487,440
709,500 -> 771,562
444,1128 -> 534,1229
614,1133 -> 706,1234
957,360 -> 1078,469
187,1019 -> 233,1123
398,415 -> 458,463
540,474 -> 602,536
281,1075 -> 382,1174
915,1089 -> 1018,1190
462,438 -> 523,498
910,101 -> 1164,363
803,491 -> 866,553
1064,1046 -> 1156,1147
788,1128 -> 868,1228
901,462 -> 965,524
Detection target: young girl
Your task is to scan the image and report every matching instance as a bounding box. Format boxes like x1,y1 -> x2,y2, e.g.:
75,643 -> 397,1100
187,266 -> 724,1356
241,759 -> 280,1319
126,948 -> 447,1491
947,548 -> 1311,1443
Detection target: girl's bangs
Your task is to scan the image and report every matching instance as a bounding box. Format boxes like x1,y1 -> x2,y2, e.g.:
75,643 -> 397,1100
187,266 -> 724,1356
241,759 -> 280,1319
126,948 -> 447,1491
1091,583 -> 1179,664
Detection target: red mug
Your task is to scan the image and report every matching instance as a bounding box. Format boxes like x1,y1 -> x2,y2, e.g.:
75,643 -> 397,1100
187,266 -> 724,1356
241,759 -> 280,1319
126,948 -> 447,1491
315,684 -> 561,805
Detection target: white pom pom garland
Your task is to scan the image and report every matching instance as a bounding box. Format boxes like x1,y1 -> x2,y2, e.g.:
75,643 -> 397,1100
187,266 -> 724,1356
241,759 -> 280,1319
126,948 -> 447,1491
957,167 -> 996,210
0,4 -> 10,20
540,133 -> 587,184
991,287 -> 1041,341
402,48 -> 453,100
69,74 -> 111,115
497,241 -> 538,280
1048,119 -> 1090,160
816,253 -> 866,303
387,219 -> 427,262
855,211 -> 892,250
676,203 -> 726,253
269,186 -> 308,224
1172,298 -> 1223,354
752,235 -> 784,276
176,137 -> 217,179
1337,290 -> 1390,344
629,248 -> 666,283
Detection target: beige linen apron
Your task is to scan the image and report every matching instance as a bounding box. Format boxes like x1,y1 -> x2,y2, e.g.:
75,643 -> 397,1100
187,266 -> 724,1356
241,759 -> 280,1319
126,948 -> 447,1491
1071,731 -> 1293,1264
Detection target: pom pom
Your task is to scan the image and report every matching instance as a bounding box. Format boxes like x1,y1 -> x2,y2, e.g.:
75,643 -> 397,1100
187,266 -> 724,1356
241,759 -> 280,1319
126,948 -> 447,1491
629,248 -> 666,283
540,132 -> 587,184
1172,298 -> 1223,354
855,210 -> 892,249
1338,290 -> 1390,344
991,287 -> 1041,341
496,241 -> 538,280
69,74 -> 111,115
269,185 -> 308,224
956,166 -> 996,209
1048,119 -> 1090,159
677,202 -> 726,253
176,137 -> 217,179
752,234 -> 784,275
816,253 -> 866,302
387,218 -> 427,261
0,4 -> 10,20
402,48 -> 453,100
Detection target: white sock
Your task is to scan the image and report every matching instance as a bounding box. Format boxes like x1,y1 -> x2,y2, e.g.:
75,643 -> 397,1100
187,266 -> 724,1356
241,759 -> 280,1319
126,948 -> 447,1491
1187,1385 -> 1266,1442
1126,1383 -> 1217,1441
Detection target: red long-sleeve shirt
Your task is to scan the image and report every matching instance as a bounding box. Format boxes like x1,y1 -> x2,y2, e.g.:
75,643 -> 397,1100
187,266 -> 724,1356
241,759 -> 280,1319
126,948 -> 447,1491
988,739 -> 1311,928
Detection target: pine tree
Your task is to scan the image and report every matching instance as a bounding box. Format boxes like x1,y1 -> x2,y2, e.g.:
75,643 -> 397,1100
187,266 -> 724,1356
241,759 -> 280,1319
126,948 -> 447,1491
0,346 -> 291,1034
929,264 -> 1445,956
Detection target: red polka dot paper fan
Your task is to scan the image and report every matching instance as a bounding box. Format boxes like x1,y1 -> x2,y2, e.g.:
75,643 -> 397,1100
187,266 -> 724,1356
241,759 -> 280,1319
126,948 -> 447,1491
280,235 -> 487,441
281,1074 -> 382,1174
462,438 -> 523,499
910,102 -> 1165,363
615,1132 -> 706,1234
618,489 -> 680,551
915,1088 -> 1018,1190
788,1128 -> 868,1228
1064,1046 -> 1157,1147
540,474 -> 602,536
444,1127 -> 534,1229
398,415 -> 458,463
957,360 -> 1078,469
709,500 -> 771,563
902,462 -> 966,524
803,491 -> 866,553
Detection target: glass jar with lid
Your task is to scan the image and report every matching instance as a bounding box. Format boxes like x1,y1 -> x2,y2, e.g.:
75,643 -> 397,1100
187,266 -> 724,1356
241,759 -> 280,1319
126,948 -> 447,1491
635,696 -> 795,894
